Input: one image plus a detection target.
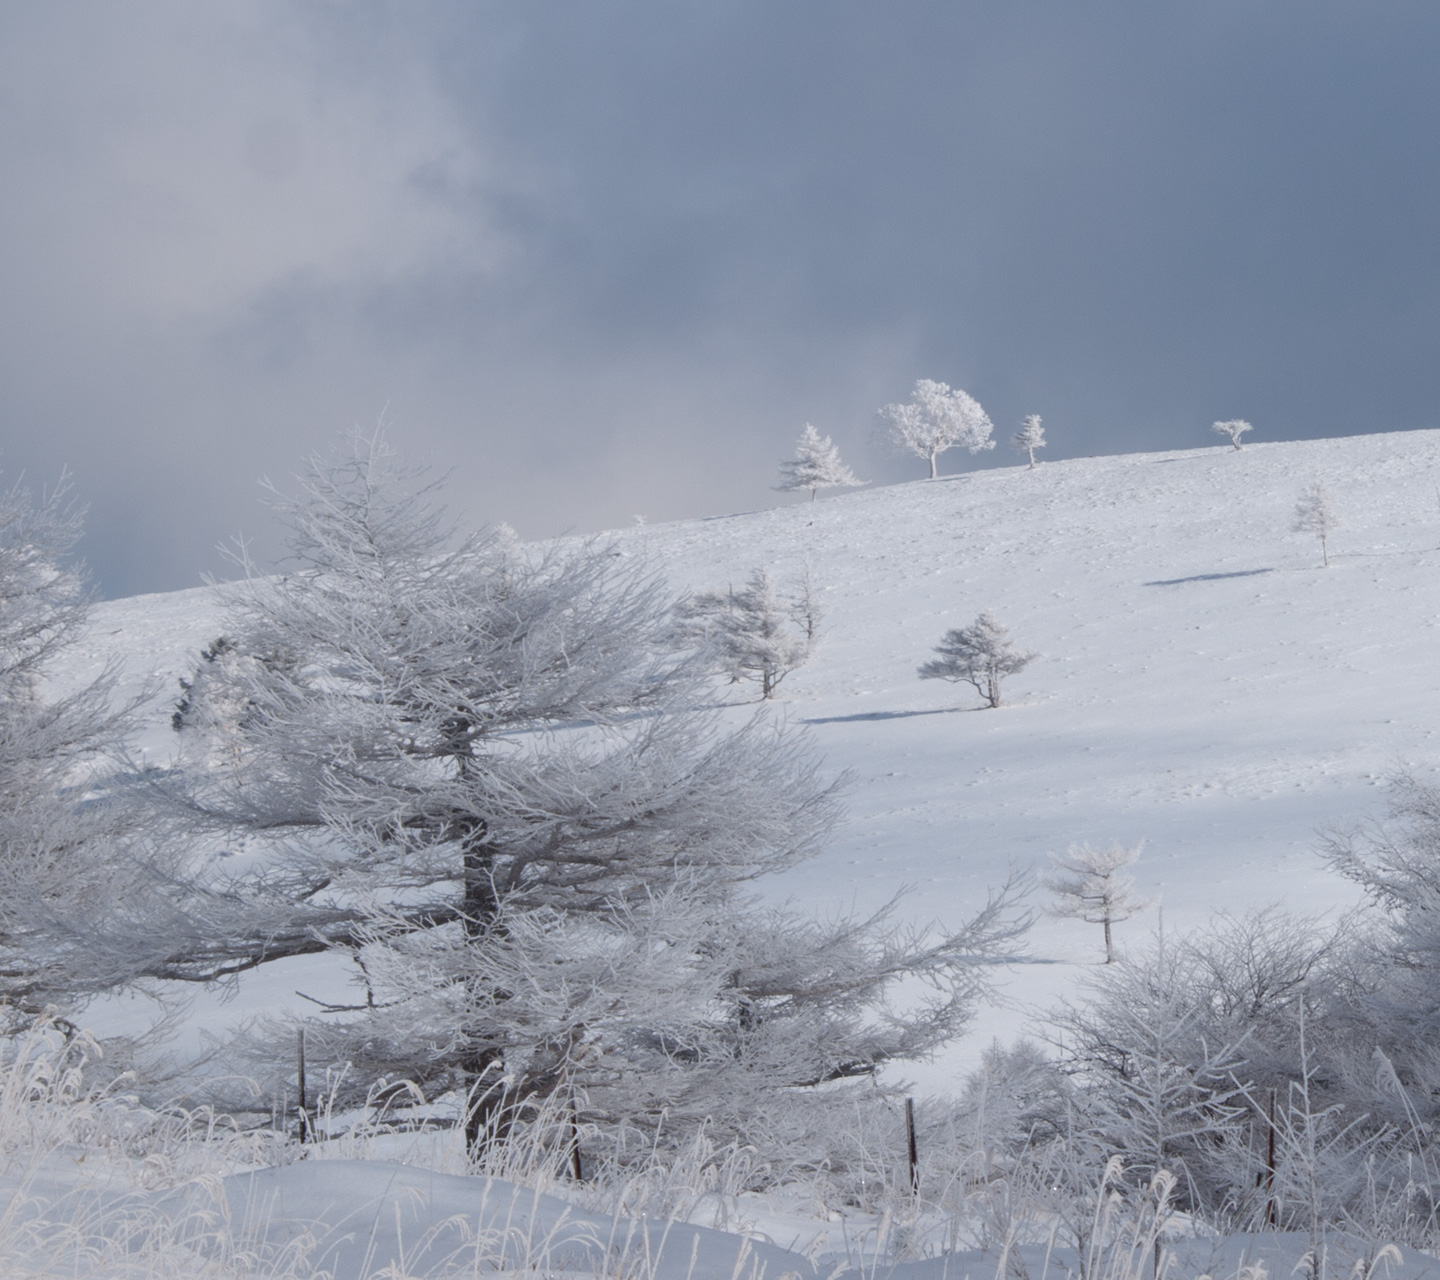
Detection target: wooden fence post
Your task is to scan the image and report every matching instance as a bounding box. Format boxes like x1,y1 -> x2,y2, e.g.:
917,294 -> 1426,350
296,1028 -> 309,1144
905,1096 -> 919,1195
568,1094 -> 584,1182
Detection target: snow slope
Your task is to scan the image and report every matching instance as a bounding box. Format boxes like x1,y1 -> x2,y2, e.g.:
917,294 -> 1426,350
71,429 -> 1440,1091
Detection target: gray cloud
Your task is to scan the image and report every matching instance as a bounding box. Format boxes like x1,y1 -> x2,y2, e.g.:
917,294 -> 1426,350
2,1 -> 1437,596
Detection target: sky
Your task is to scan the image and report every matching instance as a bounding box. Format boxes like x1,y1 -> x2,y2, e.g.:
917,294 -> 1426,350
2,1 -> 1438,599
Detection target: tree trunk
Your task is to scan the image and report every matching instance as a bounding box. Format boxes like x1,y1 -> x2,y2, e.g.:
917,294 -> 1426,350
1103,917 -> 1114,964
928,452 -> 938,480
460,821 -> 510,1157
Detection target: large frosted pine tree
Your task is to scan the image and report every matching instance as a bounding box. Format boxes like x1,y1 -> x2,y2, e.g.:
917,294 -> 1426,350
154,433 -> 1025,1161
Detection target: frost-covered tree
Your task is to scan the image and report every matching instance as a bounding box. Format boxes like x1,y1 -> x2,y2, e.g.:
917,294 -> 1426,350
788,565 -> 822,646
1044,842 -> 1148,963
0,475 -> 142,1018
1052,933 -> 1250,1207
675,567 -> 810,699
1212,419 -> 1253,450
1292,481 -> 1340,567
149,434 -> 1026,1157
1013,414 -> 1046,468
1041,908 -> 1396,1227
918,612 -> 1037,708
879,379 -> 995,479
777,424 -> 862,501
1323,777 -> 1440,1089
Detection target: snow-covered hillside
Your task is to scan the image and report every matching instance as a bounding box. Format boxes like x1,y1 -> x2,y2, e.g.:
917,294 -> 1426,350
74,429 -> 1440,1090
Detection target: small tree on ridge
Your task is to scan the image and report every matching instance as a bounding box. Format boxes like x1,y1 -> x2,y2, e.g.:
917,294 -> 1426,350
777,424 -> 862,501
1013,415 -> 1046,469
1292,481 -> 1339,567
1213,419 -> 1253,450
879,379 -> 995,479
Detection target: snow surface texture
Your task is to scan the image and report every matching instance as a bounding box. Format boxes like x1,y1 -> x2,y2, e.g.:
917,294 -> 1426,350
15,1155 -> 1433,1280
67,430 -> 1440,1094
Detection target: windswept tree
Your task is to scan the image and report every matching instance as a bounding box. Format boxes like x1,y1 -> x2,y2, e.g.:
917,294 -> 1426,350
777,424 -> 862,501
148,434 -> 1026,1159
1013,414 -> 1046,469
1212,419 -> 1253,450
1044,842 -> 1148,963
1292,481 -> 1340,566
675,567 -> 810,699
918,612 -> 1037,708
879,379 -> 995,479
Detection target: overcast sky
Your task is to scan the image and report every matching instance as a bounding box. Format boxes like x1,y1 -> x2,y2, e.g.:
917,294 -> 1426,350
2,2 -> 1438,598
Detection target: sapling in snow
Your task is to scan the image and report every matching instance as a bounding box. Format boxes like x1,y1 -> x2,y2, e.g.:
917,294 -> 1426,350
879,379 -> 995,479
1043,841 -> 1148,963
1013,415 -> 1046,469
1292,481 -> 1340,566
918,612 -> 1037,708
777,423 -> 862,501
788,565 -> 823,646
1213,419 -> 1253,450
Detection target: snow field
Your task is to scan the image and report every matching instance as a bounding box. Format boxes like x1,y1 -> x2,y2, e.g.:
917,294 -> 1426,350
75,430 -> 1440,1088
36,428 -> 1440,1277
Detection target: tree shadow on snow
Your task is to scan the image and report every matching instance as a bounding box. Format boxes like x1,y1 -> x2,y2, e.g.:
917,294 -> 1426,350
1145,568 -> 1273,586
804,706 -> 973,725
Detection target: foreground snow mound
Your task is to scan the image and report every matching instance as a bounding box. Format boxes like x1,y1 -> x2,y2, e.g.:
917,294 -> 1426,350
11,1156 -> 1435,1280
1,1156 -> 816,1280
211,1161 -> 817,1280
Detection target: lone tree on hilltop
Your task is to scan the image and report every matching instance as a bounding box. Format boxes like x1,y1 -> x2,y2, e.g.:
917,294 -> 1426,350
777,424 -> 862,501
879,379 -> 995,479
1013,415 -> 1046,469
918,612 -> 1037,708
1213,419 -> 1253,451
1044,841 -> 1148,963
1292,481 -> 1340,567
